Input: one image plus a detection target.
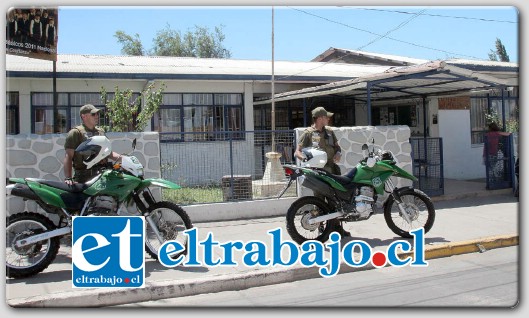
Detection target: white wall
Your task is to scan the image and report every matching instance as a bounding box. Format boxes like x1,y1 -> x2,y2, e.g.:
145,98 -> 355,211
438,110 -> 485,179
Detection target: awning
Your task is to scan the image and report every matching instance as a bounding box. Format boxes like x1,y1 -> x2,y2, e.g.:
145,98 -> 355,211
254,60 -> 513,105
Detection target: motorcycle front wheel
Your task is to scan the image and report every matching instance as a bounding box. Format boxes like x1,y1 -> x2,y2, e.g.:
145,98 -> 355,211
384,188 -> 435,238
144,201 -> 193,260
286,196 -> 338,245
6,212 -> 61,279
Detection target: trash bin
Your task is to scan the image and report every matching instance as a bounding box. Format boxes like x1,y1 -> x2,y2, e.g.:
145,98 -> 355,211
221,175 -> 252,201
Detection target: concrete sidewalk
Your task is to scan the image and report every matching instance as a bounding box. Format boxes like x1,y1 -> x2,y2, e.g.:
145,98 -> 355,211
6,182 -> 518,307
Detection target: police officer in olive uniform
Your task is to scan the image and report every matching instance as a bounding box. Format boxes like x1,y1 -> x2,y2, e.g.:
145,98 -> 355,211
63,104 -> 120,184
294,106 -> 350,237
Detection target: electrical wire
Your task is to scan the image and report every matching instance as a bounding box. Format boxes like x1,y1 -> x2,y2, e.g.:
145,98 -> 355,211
348,7 -> 517,24
275,7 -> 484,81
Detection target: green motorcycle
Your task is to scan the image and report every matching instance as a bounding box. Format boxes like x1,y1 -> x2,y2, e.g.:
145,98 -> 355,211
6,136 -> 192,278
278,139 -> 435,244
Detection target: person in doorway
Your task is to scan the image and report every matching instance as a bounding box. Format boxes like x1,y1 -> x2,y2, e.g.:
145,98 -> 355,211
482,121 -> 511,179
482,122 -> 511,162
63,104 -> 121,184
294,106 -> 350,237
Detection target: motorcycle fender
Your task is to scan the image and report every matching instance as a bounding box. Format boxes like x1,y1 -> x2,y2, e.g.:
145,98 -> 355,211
7,178 -> 26,185
383,186 -> 414,209
139,178 -> 181,190
26,180 -> 67,208
7,183 -> 40,201
392,165 -> 418,182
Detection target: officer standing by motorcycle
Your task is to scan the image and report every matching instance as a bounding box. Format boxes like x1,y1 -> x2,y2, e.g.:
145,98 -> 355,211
294,106 -> 350,237
63,104 -> 121,184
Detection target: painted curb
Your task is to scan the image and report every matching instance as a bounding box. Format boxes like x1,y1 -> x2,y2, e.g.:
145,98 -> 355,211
8,233 -> 519,308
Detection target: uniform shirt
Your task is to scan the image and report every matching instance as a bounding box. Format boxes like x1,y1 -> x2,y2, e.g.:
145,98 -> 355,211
64,124 -> 105,170
298,126 -> 340,159
298,126 -> 341,174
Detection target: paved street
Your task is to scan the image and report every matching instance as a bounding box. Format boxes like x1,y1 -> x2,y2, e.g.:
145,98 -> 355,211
124,245 -> 519,307
5,192 -> 518,307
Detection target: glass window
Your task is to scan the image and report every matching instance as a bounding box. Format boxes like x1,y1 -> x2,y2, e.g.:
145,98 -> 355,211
183,93 -> 212,105
34,108 -> 68,134
470,96 -> 488,144
470,88 -> 519,144
162,93 -> 182,106
156,93 -> 244,141
70,93 -> 103,106
31,92 -> 110,134
215,93 -> 242,105
6,92 -> 19,134
155,108 -> 182,133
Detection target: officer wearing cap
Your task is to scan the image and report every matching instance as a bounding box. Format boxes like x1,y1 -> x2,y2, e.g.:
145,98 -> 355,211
294,106 -> 350,237
63,104 -> 120,184
295,106 -> 342,174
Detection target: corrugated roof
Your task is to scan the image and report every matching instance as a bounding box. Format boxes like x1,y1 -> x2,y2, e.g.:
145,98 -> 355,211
6,54 -> 392,83
312,48 -> 518,77
312,47 -> 428,65
254,61 -> 514,105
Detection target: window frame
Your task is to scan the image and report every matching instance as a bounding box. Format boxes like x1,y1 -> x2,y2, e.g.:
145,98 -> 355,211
30,92 -> 141,134
6,91 -> 20,135
155,92 -> 245,142
470,88 -> 518,145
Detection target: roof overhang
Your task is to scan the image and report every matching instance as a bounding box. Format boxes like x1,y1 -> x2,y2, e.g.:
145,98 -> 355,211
254,60 -> 515,105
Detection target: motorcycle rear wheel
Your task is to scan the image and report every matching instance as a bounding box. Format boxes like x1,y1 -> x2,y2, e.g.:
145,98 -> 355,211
384,188 -> 435,238
286,196 -> 338,245
144,201 -> 193,260
6,212 -> 61,279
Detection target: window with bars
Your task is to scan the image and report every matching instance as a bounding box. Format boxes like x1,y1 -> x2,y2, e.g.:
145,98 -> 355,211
30,92 -> 139,134
154,93 -> 244,141
6,92 -> 19,134
470,88 -> 519,145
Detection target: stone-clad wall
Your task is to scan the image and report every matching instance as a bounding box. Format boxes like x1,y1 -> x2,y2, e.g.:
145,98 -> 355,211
6,132 -> 161,216
295,125 -> 413,204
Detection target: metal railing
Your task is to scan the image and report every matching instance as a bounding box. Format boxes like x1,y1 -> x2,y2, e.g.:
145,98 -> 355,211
410,137 -> 444,197
160,132 -> 447,205
159,130 -> 298,205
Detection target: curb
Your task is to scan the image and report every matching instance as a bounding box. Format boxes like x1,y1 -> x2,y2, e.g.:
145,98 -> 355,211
8,233 -> 519,308
431,188 -> 512,202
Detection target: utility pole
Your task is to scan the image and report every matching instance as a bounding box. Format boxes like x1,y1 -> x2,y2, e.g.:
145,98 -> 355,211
271,6 -> 276,151
261,6 -> 284,189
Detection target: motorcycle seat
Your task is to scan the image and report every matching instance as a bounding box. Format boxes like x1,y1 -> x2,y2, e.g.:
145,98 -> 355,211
322,168 -> 357,187
26,178 -> 90,193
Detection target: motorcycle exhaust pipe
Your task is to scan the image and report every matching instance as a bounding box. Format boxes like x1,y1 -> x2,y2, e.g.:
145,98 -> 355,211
14,227 -> 71,248
308,211 -> 344,225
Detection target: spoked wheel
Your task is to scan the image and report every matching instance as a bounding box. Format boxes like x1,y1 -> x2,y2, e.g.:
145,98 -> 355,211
285,196 -> 338,245
144,201 -> 193,260
6,212 -> 60,279
384,188 -> 435,238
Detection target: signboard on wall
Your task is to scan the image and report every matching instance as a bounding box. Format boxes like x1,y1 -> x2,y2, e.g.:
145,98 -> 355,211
438,96 -> 470,110
6,7 -> 58,61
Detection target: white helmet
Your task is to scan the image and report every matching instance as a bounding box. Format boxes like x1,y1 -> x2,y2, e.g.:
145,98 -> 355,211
75,136 -> 112,169
300,147 -> 327,168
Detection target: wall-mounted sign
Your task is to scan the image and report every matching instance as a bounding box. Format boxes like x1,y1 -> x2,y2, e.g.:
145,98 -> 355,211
6,7 -> 58,61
